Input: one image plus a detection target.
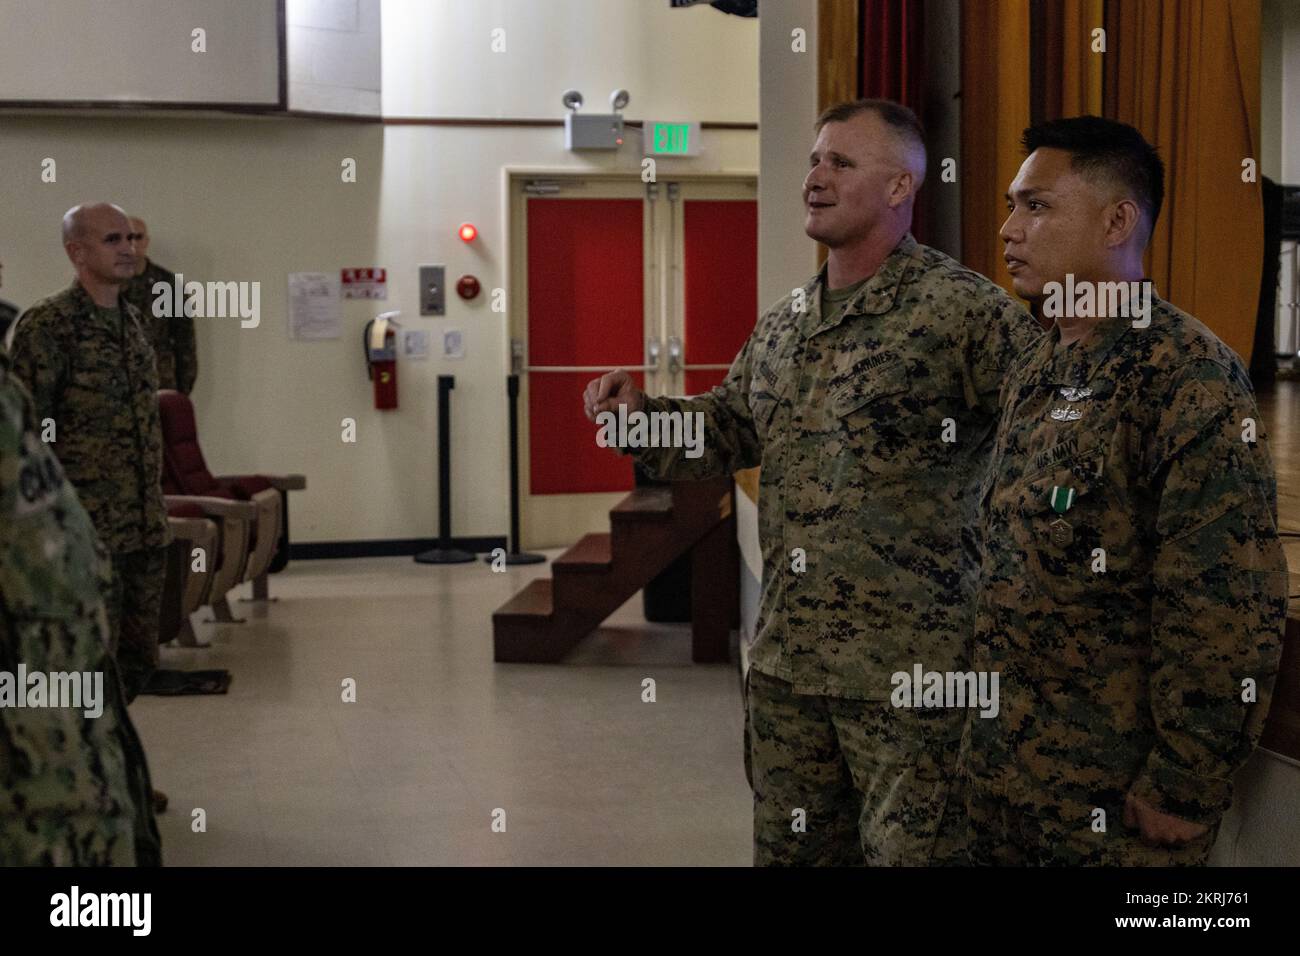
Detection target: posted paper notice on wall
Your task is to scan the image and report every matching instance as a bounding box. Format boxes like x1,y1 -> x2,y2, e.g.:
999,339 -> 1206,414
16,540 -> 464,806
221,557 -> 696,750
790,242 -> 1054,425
288,272 -> 342,340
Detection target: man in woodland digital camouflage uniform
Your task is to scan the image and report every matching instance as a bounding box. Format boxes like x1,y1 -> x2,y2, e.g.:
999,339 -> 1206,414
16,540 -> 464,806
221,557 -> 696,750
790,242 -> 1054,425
1,350 -> 161,865
7,202 -> 174,816
959,116 -> 1286,865
585,100 -> 1040,865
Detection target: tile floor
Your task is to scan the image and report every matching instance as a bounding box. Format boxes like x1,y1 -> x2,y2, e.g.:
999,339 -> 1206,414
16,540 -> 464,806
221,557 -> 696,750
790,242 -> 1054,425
130,553 -> 752,866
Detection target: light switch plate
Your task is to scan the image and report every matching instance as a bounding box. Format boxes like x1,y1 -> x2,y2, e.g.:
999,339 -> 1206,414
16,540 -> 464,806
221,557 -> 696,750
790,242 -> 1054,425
419,265 -> 445,315
402,329 -> 429,359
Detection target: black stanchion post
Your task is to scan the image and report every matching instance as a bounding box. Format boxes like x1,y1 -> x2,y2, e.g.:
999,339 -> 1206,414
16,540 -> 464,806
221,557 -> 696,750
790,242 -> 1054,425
415,375 -> 474,564
489,374 -> 545,565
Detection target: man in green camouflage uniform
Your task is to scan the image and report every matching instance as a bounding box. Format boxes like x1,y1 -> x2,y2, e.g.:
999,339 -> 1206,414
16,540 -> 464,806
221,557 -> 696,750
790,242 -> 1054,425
6,204 -> 173,707
960,116 -> 1287,865
123,216 -> 197,394
585,100 -> 1040,865
0,351 -> 161,865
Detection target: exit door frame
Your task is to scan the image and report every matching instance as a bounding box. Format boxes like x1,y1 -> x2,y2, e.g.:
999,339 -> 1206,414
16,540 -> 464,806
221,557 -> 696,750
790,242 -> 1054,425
502,167 -> 758,550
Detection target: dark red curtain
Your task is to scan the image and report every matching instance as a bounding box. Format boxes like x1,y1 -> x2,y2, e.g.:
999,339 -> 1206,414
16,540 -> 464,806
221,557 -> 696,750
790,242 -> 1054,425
860,0 -> 925,107
859,0 -> 928,243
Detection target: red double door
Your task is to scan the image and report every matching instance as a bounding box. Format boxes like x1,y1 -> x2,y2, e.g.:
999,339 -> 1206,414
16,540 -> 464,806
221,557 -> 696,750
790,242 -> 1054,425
513,177 -> 758,548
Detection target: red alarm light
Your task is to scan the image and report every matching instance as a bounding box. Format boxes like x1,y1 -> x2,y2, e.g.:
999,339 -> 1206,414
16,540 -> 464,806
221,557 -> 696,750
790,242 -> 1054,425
458,222 -> 478,242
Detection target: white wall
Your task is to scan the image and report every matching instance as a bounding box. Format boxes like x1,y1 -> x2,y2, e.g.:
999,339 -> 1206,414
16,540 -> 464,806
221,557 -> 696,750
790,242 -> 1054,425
382,0 -> 757,120
289,0 -> 383,116
0,0 -> 758,546
757,0 -> 820,308
0,0 -> 281,105
733,0 -> 820,656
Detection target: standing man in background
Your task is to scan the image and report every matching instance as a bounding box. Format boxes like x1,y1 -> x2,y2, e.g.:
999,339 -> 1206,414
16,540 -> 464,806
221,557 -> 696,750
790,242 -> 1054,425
6,202 -> 173,814
124,216 -> 198,394
585,100 -> 1040,865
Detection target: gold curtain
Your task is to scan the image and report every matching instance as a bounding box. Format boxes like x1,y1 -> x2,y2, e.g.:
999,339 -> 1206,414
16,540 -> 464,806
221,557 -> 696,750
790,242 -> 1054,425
960,0 -> 1032,297
1104,0 -> 1263,363
1044,0 -> 1105,118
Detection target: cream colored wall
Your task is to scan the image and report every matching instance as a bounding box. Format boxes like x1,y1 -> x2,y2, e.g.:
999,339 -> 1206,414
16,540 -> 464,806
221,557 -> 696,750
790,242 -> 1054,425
0,0 -> 758,545
382,0 -> 758,120
289,0 -> 383,116
734,0 -> 820,654
0,0 -> 280,105
756,0 -> 820,308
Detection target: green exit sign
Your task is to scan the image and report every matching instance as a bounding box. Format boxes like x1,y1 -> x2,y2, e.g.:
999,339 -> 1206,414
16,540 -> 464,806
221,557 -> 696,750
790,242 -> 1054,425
646,121 -> 702,157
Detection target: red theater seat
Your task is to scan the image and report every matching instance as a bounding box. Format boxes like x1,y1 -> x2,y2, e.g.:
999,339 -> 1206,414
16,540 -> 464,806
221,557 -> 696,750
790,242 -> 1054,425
158,390 -> 306,613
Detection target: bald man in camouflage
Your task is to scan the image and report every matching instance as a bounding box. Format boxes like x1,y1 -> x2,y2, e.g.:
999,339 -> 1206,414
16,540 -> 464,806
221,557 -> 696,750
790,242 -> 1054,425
585,100 -> 1040,865
6,204 -> 173,807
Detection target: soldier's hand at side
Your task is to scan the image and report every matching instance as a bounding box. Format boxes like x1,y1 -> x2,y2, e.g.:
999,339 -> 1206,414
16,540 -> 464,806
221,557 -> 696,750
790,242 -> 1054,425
1123,793 -> 1209,846
583,368 -> 644,422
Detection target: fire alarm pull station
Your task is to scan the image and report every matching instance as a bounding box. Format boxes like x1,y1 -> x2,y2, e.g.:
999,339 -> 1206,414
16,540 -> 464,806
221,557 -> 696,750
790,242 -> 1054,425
420,265 -> 446,316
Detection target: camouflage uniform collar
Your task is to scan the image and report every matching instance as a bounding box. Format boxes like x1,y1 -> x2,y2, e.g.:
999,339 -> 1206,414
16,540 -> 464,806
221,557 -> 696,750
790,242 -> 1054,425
1035,283 -> 1162,387
65,279 -> 129,316
801,233 -> 920,338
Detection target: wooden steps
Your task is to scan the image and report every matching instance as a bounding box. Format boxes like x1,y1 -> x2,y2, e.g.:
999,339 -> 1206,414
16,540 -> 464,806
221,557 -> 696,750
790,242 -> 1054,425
492,477 -> 739,663
610,485 -> 672,520
494,577 -> 553,619
553,533 -> 612,572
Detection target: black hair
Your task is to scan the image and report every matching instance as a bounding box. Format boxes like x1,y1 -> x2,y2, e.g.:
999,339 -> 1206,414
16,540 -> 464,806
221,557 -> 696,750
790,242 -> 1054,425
1022,115 -> 1165,230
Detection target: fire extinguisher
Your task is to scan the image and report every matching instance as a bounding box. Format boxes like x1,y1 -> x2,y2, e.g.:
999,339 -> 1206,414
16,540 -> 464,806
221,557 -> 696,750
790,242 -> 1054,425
363,311 -> 400,410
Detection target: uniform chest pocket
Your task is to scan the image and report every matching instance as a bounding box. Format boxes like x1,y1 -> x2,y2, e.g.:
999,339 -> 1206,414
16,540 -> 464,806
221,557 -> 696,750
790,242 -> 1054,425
821,362 -> 916,478
65,363 -> 130,423
829,361 -> 910,429
749,388 -> 781,428
816,369 -> 920,496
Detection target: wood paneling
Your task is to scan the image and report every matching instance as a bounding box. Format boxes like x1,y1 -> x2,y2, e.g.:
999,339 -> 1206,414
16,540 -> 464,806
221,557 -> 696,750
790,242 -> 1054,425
818,0 -> 860,113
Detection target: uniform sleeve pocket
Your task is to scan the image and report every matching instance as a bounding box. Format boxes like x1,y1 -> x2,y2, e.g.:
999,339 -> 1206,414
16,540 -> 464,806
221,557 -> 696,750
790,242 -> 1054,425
1,503 -> 107,621
1154,445 -> 1259,543
748,364 -> 792,429
748,390 -> 781,428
